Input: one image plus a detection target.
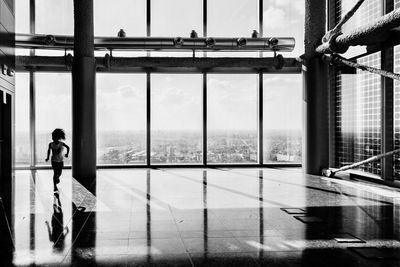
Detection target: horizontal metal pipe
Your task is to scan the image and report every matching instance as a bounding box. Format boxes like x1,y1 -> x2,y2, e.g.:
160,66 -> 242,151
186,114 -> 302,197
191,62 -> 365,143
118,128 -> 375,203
316,8 -> 400,54
15,34 -> 295,52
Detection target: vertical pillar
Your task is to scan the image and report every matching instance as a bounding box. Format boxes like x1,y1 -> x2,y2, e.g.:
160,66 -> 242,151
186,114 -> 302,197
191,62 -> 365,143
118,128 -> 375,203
382,0 -> 394,181
72,0 -> 96,188
303,0 -> 329,175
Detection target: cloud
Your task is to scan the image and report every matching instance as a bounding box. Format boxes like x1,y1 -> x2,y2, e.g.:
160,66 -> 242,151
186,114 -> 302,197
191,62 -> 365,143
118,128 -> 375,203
270,0 -> 305,15
118,85 -> 141,98
263,7 -> 287,30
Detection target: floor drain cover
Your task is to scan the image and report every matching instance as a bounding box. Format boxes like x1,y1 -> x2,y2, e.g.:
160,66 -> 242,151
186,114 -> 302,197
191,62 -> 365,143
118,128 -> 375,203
333,233 -> 365,243
349,247 -> 400,260
294,216 -> 323,223
281,208 -> 307,214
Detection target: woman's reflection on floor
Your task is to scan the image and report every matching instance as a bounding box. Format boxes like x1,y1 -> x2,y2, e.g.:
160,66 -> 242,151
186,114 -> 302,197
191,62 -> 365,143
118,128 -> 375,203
45,192 -> 69,252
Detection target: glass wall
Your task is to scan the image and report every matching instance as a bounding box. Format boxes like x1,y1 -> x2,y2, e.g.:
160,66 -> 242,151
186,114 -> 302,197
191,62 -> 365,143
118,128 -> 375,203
15,73 -> 30,167
207,74 -> 258,163
97,74 -> 147,165
263,74 -> 302,163
14,0 -> 305,168
35,73 -> 72,166
151,74 -> 202,164
335,53 -> 382,176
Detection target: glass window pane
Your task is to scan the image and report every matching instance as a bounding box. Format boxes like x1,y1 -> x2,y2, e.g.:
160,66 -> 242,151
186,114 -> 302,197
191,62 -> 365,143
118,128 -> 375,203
15,0 -> 30,55
151,74 -> 202,164
35,73 -> 72,166
15,0 -> 29,34
208,0 -> 258,37
207,74 -> 258,163
95,0 -> 146,37
15,73 -> 30,167
263,74 -> 302,163
97,74 -> 146,165
340,0 -> 383,34
35,0 -> 73,35
335,52 -> 382,176
263,0 -> 304,57
151,0 -> 202,36
151,0 -> 202,57
208,0 -> 259,57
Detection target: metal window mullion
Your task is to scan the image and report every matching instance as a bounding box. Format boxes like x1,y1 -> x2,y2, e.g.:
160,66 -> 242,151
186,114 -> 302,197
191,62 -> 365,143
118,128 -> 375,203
146,0 -> 151,57
203,0 -> 207,165
258,73 -> 263,164
147,0 -> 151,37
146,72 -> 151,166
258,0 -> 263,164
29,0 -> 36,168
29,73 -> 35,168
203,0 -> 207,37
203,73 -> 207,166
146,0 -> 151,166
259,0 -> 263,37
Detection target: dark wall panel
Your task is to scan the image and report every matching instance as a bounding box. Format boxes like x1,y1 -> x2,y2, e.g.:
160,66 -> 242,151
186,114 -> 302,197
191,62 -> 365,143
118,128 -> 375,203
0,0 -> 15,90
0,0 -> 14,232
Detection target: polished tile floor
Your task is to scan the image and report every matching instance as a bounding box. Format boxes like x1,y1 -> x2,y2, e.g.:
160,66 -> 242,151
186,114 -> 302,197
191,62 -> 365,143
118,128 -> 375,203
4,168 -> 400,266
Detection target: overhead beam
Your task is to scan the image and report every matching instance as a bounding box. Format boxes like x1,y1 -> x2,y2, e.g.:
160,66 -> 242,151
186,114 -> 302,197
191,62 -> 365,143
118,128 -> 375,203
15,56 -> 301,73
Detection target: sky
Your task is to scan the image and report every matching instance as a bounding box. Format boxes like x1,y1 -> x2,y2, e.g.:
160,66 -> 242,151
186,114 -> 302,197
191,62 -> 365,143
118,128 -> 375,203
15,0 -> 305,133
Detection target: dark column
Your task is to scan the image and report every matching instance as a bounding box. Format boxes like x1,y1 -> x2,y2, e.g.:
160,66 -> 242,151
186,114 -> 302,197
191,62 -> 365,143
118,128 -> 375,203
72,0 -> 96,190
382,0 -> 394,181
303,0 -> 329,175
0,92 -> 13,266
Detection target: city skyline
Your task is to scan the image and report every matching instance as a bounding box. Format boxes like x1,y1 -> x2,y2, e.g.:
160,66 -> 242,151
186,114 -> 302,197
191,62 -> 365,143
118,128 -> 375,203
15,129 -> 302,166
